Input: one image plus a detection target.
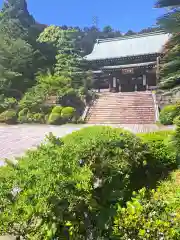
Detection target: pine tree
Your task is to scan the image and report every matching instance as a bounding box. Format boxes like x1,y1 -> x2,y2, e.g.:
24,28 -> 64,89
53,29 -> 86,88
156,0 -> 180,92
0,33 -> 34,97
0,0 -> 35,39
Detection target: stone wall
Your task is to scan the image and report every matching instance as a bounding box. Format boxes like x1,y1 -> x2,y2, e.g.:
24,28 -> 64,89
156,90 -> 180,109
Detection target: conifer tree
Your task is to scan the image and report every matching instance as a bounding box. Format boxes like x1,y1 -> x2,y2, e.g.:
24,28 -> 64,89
55,30 -> 85,88
0,0 -> 35,39
156,0 -> 180,91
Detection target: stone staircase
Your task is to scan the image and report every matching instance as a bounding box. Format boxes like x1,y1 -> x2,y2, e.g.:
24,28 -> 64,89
86,91 -> 156,124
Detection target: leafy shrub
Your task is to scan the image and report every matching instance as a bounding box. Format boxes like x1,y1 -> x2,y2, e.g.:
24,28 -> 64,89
51,105 -> 63,114
138,131 -> 177,187
41,104 -> 54,115
32,113 -> 45,123
18,108 -> 29,117
19,85 -> 48,111
113,170 -> 180,240
0,126 -> 153,239
0,109 -> 17,124
0,126 -> 178,239
27,112 -> 45,123
45,114 -> 49,123
0,96 -> 18,113
159,104 -> 180,125
18,109 -> 45,124
58,88 -> 85,116
47,113 -> 62,125
61,106 -> 75,120
173,116 -> 180,167
17,108 -> 29,123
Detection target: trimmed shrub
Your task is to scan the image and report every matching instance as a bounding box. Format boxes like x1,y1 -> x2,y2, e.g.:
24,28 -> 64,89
137,131 -> 177,187
0,126 -> 154,239
113,170 -> 180,240
0,126 -> 178,239
0,109 -> 17,124
47,113 -> 62,125
61,106 -> 76,120
32,113 -> 45,123
159,104 -> 180,125
51,105 -> 63,114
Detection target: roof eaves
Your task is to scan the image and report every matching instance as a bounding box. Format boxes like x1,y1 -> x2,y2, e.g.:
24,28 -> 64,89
86,52 -> 161,61
101,61 -> 157,69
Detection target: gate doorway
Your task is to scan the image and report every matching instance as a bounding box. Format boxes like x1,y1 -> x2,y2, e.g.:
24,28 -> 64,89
121,76 -> 135,92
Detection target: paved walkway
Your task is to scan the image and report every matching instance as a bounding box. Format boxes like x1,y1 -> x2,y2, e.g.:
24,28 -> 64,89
0,124 -> 174,165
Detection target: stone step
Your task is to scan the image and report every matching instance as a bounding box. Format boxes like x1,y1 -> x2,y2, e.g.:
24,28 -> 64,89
87,91 -> 156,124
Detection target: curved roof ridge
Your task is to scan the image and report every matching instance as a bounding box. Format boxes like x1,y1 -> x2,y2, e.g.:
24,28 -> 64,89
97,30 -> 167,43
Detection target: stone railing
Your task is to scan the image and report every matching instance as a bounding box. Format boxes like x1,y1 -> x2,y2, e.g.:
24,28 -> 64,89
81,91 -> 97,122
152,91 -> 160,122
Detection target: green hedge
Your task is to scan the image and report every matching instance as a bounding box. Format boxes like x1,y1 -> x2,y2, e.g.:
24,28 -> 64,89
61,106 -> 75,119
18,109 -> 45,124
0,126 -> 178,239
113,170 -> 180,240
47,112 -> 62,125
0,109 -> 17,124
137,131 -> 177,187
51,106 -> 63,114
0,126 -> 152,239
159,104 -> 180,125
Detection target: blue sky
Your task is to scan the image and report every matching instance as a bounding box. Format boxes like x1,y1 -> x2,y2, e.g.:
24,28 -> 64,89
0,0 -> 165,32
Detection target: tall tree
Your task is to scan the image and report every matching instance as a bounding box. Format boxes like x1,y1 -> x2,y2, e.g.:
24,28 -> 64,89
0,0 -> 56,95
0,34 -> 34,97
0,0 -> 35,39
125,30 -> 136,36
38,26 -> 87,88
103,25 -> 113,33
156,0 -> 180,91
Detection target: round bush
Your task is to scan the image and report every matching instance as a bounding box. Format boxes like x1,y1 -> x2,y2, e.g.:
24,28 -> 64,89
159,104 -> 180,125
0,109 -> 17,124
32,113 -> 45,123
47,113 -> 62,125
138,131 -> 177,186
51,105 -> 63,114
61,107 -> 75,119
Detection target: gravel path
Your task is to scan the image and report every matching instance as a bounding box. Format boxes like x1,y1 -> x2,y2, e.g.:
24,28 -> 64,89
0,124 -> 174,165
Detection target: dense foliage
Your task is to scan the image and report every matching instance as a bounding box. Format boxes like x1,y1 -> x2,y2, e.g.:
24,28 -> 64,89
0,126 -> 178,239
156,0 -> 180,92
159,103 -> 180,125
113,170 -> 180,239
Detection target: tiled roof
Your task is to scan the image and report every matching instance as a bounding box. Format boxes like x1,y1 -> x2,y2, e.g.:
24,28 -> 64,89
85,32 -> 171,61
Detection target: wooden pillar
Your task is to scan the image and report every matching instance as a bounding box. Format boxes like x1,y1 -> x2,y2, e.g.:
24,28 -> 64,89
109,73 -> 112,92
156,56 -> 160,85
143,74 -> 147,91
